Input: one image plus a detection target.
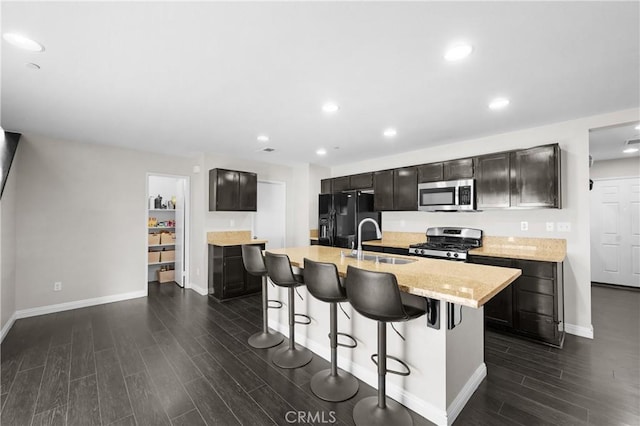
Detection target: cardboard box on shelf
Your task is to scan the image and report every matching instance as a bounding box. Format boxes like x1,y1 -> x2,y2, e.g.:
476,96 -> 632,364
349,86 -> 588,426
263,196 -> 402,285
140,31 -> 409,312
148,233 -> 161,245
158,269 -> 174,283
160,232 -> 176,245
148,251 -> 160,263
160,250 -> 175,262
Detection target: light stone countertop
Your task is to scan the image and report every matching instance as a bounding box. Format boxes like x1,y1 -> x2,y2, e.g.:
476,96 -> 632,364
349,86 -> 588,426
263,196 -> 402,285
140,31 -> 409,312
207,230 -> 268,246
267,245 -> 521,308
469,236 -> 567,262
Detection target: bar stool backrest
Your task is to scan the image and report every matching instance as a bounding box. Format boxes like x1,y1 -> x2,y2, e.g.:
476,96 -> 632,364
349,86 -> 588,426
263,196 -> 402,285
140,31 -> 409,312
303,258 -> 347,303
242,245 -> 267,276
345,265 -> 410,322
265,252 -> 300,287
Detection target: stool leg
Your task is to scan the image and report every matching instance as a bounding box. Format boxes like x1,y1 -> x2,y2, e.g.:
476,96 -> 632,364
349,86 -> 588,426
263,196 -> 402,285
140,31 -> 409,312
248,276 -> 284,349
310,302 -> 359,401
272,287 -> 312,369
352,320 -> 413,426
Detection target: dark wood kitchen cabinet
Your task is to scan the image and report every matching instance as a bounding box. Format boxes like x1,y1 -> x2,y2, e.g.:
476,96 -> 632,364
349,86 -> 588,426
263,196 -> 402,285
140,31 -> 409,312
209,168 -> 257,211
320,178 -> 333,194
417,159 -> 474,183
349,172 -> 374,190
469,255 -> 564,347
475,144 -> 561,210
373,167 -> 417,211
510,144 -> 561,208
321,173 -> 374,194
332,176 -> 351,193
208,243 -> 264,300
417,163 -> 443,183
475,152 -> 511,209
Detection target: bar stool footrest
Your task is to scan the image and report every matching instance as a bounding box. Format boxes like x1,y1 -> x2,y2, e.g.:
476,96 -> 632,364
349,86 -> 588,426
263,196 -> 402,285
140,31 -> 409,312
370,354 -> 411,376
294,313 -> 312,325
328,332 -> 357,348
267,300 -> 283,309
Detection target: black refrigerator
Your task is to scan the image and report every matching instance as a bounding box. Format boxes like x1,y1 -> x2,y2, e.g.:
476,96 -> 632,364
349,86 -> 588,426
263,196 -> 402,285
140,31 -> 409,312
318,191 -> 382,248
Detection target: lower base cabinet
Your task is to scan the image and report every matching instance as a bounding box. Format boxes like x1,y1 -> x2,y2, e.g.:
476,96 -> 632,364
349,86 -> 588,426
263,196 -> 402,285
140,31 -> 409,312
208,243 -> 264,300
469,255 -> 565,347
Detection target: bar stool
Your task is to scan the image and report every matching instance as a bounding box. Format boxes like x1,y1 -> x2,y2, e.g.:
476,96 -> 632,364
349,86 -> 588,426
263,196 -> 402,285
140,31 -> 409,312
265,252 -> 313,369
344,265 -> 426,426
303,258 -> 359,402
241,245 -> 284,349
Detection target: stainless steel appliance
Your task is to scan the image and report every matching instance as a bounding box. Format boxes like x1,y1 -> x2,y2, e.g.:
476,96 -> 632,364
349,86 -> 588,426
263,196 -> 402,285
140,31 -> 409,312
318,191 -> 381,248
408,227 -> 482,261
417,179 -> 476,212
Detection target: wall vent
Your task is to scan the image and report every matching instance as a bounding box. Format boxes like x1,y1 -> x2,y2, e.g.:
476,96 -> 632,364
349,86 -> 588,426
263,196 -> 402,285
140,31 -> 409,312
625,137 -> 640,146
259,147 -> 275,152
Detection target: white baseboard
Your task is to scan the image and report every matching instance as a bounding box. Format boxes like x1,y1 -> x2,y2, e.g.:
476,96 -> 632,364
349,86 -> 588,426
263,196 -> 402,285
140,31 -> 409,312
445,363 -> 487,425
271,322 -> 452,425
1,312 -> 17,343
189,282 -> 208,296
15,289 -> 148,320
564,323 -> 594,339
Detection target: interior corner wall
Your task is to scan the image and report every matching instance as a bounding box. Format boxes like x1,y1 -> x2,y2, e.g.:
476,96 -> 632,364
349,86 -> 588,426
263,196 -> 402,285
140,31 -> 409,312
14,134 -> 193,312
330,108 -> 640,336
590,156 -> 640,179
1,136 -> 19,333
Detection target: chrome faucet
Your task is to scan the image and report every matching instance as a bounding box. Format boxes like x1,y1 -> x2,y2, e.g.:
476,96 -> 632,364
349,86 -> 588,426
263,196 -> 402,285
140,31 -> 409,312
355,218 -> 382,260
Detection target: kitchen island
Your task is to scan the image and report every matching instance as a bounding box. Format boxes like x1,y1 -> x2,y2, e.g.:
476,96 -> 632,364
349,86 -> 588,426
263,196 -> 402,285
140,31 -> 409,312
266,245 -> 521,426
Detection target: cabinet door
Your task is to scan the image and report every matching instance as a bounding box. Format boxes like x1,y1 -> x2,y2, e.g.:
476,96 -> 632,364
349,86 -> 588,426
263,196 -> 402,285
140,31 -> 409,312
443,158 -> 474,180
417,163 -> 443,183
320,179 -> 333,194
394,167 -> 418,211
223,256 -> 246,297
475,153 -> 511,209
470,256 -> 514,327
374,170 -> 395,211
349,173 -> 373,190
214,169 -> 239,211
332,176 -> 351,192
238,172 -> 257,211
511,145 -> 560,208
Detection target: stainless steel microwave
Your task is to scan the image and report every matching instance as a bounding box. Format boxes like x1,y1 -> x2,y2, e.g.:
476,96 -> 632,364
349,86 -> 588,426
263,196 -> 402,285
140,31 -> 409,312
417,179 -> 476,212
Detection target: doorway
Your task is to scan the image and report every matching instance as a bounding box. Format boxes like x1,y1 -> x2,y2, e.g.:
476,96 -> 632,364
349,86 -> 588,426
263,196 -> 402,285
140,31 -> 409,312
147,174 -> 190,288
253,181 -> 286,249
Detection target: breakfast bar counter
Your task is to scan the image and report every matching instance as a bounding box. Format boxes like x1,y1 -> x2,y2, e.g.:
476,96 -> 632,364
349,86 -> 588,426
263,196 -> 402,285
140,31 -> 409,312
265,245 -> 521,426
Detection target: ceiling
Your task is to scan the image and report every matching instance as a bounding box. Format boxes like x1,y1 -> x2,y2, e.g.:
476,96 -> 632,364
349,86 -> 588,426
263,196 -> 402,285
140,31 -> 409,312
589,121 -> 640,162
2,2 -> 639,167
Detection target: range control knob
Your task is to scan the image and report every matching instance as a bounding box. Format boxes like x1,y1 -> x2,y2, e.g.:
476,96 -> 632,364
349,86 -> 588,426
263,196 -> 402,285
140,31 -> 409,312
446,252 -> 452,257
453,253 -> 459,258
417,249 -> 423,255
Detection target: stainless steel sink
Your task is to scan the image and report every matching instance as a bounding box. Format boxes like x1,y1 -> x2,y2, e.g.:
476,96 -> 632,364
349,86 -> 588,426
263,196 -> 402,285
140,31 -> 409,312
344,252 -> 416,265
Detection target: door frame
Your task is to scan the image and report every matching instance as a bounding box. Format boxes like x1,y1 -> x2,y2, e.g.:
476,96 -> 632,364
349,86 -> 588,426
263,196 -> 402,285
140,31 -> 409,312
145,173 -> 191,292
253,179 -> 287,249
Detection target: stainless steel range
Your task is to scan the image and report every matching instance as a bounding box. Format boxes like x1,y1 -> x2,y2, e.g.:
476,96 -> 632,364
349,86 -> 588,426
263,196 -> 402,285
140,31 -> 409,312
408,227 -> 482,261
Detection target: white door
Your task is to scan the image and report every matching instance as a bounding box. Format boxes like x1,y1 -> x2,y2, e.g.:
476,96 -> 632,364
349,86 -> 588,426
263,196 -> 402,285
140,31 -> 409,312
253,181 -> 286,249
174,178 -> 186,287
590,177 -> 640,287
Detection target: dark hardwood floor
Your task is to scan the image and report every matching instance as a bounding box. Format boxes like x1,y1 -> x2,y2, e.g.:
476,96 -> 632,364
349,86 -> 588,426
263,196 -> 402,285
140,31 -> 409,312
1,283 -> 638,425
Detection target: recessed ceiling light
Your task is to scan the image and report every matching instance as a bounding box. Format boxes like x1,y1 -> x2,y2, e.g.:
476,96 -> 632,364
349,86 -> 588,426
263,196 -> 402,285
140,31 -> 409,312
489,98 -> 510,110
322,103 -> 339,113
257,135 -> 269,143
623,148 -> 639,154
383,128 -> 397,137
444,44 -> 473,61
25,63 -> 40,70
3,33 -> 44,52
316,148 -> 327,156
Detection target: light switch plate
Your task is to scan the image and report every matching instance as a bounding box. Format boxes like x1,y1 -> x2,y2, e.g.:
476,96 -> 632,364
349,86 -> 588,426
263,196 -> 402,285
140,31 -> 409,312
520,221 -> 528,231
546,222 -> 555,231
557,222 -> 571,232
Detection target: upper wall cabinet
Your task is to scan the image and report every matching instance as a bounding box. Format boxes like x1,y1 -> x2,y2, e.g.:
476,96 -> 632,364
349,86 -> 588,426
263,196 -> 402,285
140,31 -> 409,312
332,176 -> 351,193
209,168 -> 257,211
321,172 -> 374,194
475,144 -> 561,209
417,158 -> 474,183
510,144 -> 561,208
349,172 -> 374,190
320,178 -> 333,194
374,167 -> 417,211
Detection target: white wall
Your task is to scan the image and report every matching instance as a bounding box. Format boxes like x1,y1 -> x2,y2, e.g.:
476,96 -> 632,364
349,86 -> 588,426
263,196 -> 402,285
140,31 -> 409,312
331,108 -> 640,336
14,134 -> 193,312
590,156 -> 640,179
1,135 -> 19,336
309,163 -> 330,230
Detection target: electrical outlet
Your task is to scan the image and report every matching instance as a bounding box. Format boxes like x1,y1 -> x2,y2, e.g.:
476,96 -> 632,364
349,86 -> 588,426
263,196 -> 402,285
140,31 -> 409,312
520,221 -> 528,231
557,222 -> 571,232
546,222 -> 555,232
54,281 -> 62,291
